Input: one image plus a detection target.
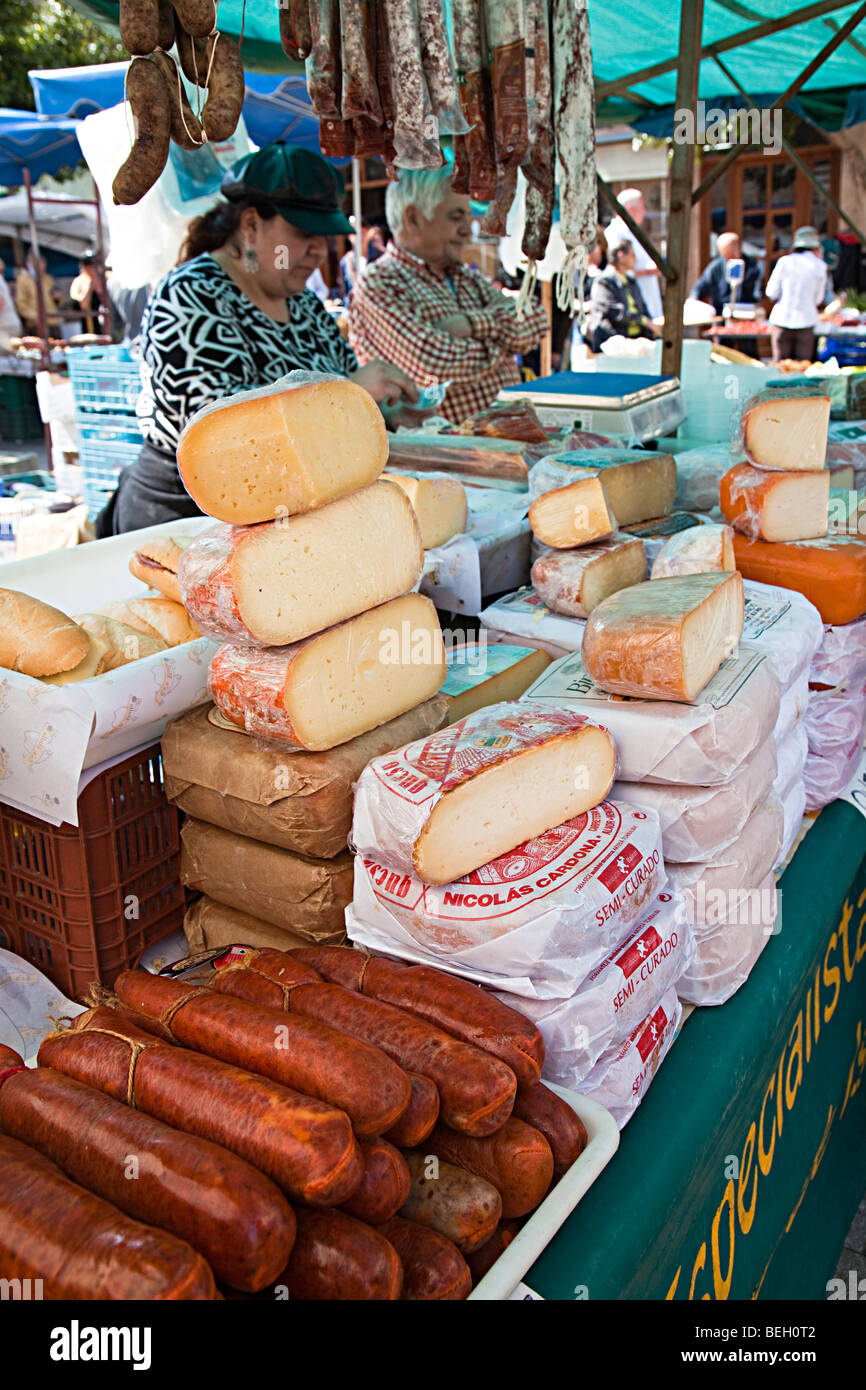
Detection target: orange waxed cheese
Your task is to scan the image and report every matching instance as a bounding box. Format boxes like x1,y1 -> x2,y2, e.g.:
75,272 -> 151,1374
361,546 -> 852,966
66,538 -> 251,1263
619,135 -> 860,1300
732,533 -> 866,624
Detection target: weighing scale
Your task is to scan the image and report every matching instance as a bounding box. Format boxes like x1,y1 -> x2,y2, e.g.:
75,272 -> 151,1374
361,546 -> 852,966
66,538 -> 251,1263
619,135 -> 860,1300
498,371 -> 686,442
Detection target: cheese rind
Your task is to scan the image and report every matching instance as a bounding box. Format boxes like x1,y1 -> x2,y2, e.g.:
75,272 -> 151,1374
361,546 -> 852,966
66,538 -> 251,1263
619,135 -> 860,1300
178,482 -> 424,646
531,538 -> 647,618
581,572 -> 745,702
650,523 -> 735,579
529,450 -> 677,526
528,474 -> 616,548
385,474 -> 468,548
443,644 -> 551,722
351,701 -> 618,886
208,593 -> 447,752
720,462 -> 829,542
177,377 -> 388,524
740,393 -> 830,472
732,533 -> 866,624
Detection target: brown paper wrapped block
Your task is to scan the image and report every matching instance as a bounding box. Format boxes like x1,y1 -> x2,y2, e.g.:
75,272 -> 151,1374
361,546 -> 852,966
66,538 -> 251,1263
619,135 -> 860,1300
184,895 -> 345,954
180,819 -> 352,941
162,696 -> 449,859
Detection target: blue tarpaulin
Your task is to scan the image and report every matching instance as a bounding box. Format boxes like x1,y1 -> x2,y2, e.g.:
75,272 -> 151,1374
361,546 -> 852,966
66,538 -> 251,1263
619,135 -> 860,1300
0,110 -> 82,185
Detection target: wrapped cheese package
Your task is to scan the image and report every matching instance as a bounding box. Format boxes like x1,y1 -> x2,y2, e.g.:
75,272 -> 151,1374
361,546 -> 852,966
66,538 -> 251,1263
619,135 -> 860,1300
741,580 -> 824,691
177,373 -> 388,525
480,587 -> 586,652
162,697 -> 448,859
208,594 -> 446,752
581,573 -> 744,703
677,874 -> 778,1007
776,671 -> 810,744
529,450 -> 677,527
720,462 -> 830,542
347,801 -> 666,999
732,534 -> 866,625
180,819 -> 352,941
527,473 -> 616,548
577,987 -> 682,1128
491,894 -> 694,1086
184,895 -> 341,954
442,645 -> 550,723
664,798 -> 783,927
612,735 -> 776,863
650,523 -> 734,579
774,723 -> 809,800
803,678 -> 866,757
777,779 -> 807,868
521,646 -> 779,785
809,614 -> 866,689
673,444 -> 734,512
177,483 -> 424,646
804,740 -> 862,811
733,388 -> 830,472
350,702 -> 617,886
530,538 -> 647,619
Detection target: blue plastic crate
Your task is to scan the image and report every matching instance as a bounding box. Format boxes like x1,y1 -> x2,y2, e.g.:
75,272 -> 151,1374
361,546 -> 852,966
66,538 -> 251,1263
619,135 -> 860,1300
78,434 -> 142,489
67,346 -> 143,414
76,413 -> 145,448
81,479 -> 116,521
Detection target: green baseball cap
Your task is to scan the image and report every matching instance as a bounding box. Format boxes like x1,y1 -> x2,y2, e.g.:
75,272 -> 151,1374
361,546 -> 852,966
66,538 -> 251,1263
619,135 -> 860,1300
221,143 -> 353,236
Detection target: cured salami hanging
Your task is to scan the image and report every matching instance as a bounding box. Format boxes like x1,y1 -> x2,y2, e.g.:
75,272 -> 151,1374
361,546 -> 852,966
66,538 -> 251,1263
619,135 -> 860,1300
551,0 -> 597,315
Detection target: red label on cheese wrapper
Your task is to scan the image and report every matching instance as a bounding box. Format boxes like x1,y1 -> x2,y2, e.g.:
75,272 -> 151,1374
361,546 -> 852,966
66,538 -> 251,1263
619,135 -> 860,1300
597,843 -> 643,893
614,925 -> 664,980
634,1003 -> 670,1063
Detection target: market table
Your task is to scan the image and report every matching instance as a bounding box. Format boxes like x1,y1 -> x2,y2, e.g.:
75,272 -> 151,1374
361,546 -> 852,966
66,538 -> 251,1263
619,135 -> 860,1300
528,798 -> 866,1301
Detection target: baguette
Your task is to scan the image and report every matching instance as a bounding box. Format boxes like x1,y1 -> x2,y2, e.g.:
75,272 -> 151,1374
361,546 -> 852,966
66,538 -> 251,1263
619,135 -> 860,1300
75,613 -> 168,670
94,597 -> 200,647
0,589 -> 90,677
40,634 -> 109,684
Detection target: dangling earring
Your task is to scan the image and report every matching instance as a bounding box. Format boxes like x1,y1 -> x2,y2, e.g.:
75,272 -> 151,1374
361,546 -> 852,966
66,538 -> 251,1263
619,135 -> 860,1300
243,242 -> 260,274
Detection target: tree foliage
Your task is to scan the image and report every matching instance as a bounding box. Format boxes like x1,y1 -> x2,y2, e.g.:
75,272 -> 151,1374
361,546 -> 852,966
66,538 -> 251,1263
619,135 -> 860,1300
0,1 -> 125,112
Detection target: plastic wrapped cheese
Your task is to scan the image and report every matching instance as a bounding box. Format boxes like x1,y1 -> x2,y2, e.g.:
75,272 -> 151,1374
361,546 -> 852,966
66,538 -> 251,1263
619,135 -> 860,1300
207,593 -> 446,752
677,875 -> 777,1007
776,671 -> 810,744
733,534 -> 866,625
530,538 -> 647,618
810,614 -> 866,690
577,987 -> 682,1128
804,739 -> 861,811
720,462 -> 829,542
777,779 -> 806,868
491,895 -> 694,1086
804,678 -> 866,757
742,580 -> 824,691
774,723 -> 808,800
176,373 -> 388,525
480,587 -> 586,652
351,702 -> 617,885
528,449 -> 677,526
673,445 -> 734,512
522,645 -> 780,786
177,482 -> 424,646
733,388 -> 830,472
650,523 -> 734,579
664,798 -> 784,927
612,735 -> 777,863
347,800 -> 666,998
528,473 -> 616,548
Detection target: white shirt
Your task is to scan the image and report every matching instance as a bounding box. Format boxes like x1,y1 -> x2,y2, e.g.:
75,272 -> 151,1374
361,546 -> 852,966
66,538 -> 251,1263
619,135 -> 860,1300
0,276 -> 21,345
766,251 -> 827,329
305,267 -> 330,303
606,215 -> 663,318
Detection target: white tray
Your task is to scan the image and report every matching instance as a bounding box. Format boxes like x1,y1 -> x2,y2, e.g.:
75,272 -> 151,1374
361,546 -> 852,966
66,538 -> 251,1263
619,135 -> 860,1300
469,1084 -> 619,1300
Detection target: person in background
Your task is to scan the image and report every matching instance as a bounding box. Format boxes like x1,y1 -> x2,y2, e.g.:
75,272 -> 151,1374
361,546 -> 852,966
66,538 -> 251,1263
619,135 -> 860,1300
765,226 -> 828,363
69,252 -> 107,333
305,264 -> 330,302
0,259 -> 22,348
99,143 -> 418,536
106,265 -> 151,347
348,165 -> 548,424
15,252 -> 61,335
587,239 -> 657,352
605,189 -> 663,320
691,232 -> 763,315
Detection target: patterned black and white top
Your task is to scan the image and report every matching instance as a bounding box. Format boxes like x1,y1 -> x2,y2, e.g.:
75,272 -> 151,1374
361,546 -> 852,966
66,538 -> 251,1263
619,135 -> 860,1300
138,254 -> 358,455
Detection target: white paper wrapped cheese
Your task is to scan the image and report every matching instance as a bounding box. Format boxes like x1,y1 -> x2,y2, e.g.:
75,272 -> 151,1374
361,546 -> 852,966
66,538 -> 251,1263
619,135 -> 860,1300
810,614 -> 866,690
347,800 -> 666,999
577,986 -> 682,1128
774,724 -> 808,800
664,798 -> 783,927
521,645 -> 780,786
742,580 -> 824,691
677,874 -> 777,1007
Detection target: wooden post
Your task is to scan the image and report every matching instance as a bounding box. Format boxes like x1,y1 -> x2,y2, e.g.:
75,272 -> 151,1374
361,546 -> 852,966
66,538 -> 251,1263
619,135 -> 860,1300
541,279 -> 553,375
661,0 -> 704,380
23,169 -> 51,372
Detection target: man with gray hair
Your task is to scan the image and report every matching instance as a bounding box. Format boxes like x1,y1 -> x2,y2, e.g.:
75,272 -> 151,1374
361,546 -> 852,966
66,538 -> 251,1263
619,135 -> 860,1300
604,188 -> 663,319
348,165 -> 547,424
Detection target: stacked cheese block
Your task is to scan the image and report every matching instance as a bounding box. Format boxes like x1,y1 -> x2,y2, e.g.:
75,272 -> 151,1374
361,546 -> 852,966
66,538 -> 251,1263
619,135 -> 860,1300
168,375 -> 450,947
521,571 -> 785,1010
803,613 -> 866,809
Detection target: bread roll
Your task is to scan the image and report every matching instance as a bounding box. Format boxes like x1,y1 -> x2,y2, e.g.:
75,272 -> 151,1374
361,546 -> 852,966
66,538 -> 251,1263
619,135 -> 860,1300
75,614 -> 168,670
0,589 -> 90,677
94,598 -> 200,647
129,538 -> 184,603
40,635 -> 109,684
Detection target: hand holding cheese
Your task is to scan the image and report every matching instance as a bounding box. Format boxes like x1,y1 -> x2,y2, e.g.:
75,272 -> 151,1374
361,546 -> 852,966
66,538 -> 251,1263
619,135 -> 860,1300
528,473 -> 616,548
177,376 -> 388,524
531,538 -> 647,618
719,463 -> 829,542
385,475 -> 468,549
650,523 -> 735,579
581,573 -> 744,702
739,392 -> 829,472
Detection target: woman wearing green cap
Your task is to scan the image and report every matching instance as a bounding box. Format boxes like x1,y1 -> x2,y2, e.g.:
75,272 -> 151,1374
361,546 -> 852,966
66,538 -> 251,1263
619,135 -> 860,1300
100,144 -> 420,534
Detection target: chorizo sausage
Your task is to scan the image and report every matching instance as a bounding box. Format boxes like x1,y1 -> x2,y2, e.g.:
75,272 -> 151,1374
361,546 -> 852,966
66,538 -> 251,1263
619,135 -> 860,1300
423,1118 -> 554,1218
200,33 -> 245,142
0,1133 -> 217,1300
157,0 -> 176,50
451,0 -> 497,200
278,0 -> 312,60
380,1216 -> 472,1300
466,1219 -> 520,1284
212,949 -> 516,1137
551,0 -> 597,308
112,57 -> 171,206
291,947 -> 545,1087
119,0 -> 160,54
151,50 -> 204,149
171,0 -> 215,38
484,0 -> 529,169
399,1150 -> 501,1253
340,1139 -> 411,1225
384,1071 -> 440,1147
112,970 -> 412,1139
382,0 -> 442,169
0,1062 -> 295,1292
306,0 -> 342,118
512,1082 -> 587,1178
38,1007 -> 363,1208
175,25 -> 207,83
277,1207 -> 403,1300
340,0 -> 381,122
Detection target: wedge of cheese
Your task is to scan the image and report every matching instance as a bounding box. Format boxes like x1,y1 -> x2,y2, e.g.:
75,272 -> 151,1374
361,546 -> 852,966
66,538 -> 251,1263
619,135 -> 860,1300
732,533 -> 866,624
443,643 -> 551,722
177,377 -> 388,524
178,482 -> 423,646
741,393 -> 829,471
581,572 -> 744,702
385,474 -> 468,548
528,473 -> 616,548
351,702 -> 617,885
720,462 -> 829,542
531,450 -> 676,527
208,593 -> 446,752
531,538 -> 647,618
650,523 -> 735,579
